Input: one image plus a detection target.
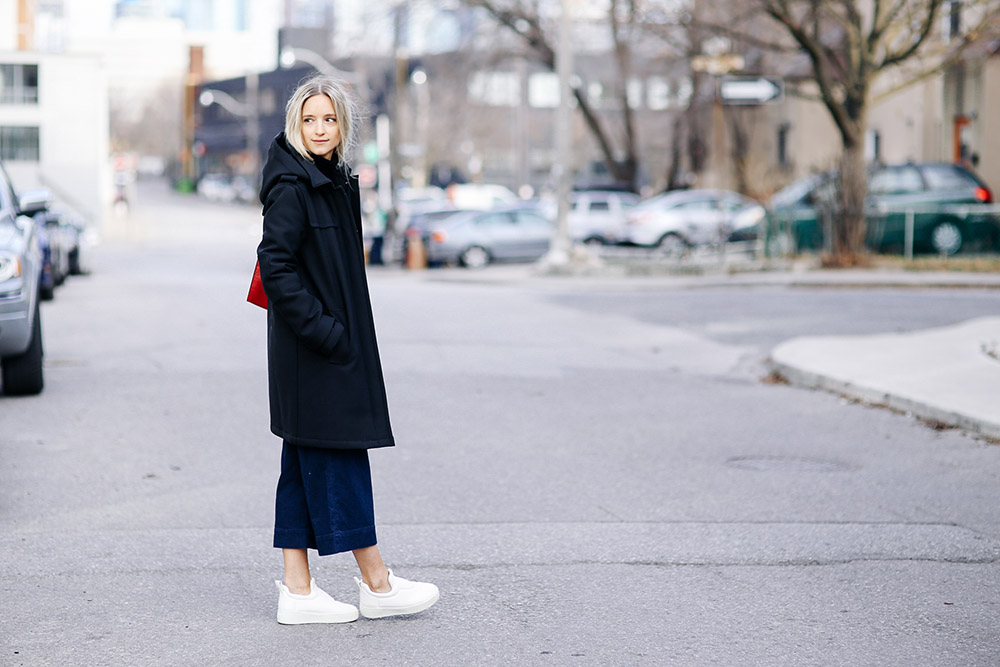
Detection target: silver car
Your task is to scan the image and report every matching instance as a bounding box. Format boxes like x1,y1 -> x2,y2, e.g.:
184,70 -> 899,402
624,189 -> 765,251
425,208 -> 553,268
0,160 -> 44,395
569,190 -> 640,245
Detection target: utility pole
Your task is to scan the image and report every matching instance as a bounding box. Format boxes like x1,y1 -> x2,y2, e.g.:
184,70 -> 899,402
246,70 -> 260,187
543,0 -> 574,268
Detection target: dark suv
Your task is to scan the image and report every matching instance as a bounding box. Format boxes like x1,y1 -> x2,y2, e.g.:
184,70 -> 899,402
768,163 -> 997,255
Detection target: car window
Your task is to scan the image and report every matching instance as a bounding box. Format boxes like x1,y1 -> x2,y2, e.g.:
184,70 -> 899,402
589,200 -> 610,211
512,210 -> 549,227
474,212 -> 512,227
921,165 -> 979,191
673,199 -> 716,211
869,166 -> 923,195
721,196 -> 749,211
771,174 -> 825,208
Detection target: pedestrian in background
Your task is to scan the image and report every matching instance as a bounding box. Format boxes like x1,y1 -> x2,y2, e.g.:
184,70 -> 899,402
256,75 -> 439,624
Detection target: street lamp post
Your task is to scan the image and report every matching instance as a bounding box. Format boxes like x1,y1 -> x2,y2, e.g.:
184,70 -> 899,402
279,47 -> 363,84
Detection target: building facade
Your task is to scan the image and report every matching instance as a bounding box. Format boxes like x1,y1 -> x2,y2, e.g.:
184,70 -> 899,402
0,48 -> 110,225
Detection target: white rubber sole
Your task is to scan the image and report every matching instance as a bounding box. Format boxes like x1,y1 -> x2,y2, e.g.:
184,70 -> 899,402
360,589 -> 440,619
277,607 -> 359,625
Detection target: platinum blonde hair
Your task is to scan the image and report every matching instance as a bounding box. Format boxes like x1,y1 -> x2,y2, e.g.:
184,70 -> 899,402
284,74 -> 360,168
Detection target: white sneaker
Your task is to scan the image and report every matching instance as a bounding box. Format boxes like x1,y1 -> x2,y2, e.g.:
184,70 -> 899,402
275,579 -> 359,624
355,569 -> 440,619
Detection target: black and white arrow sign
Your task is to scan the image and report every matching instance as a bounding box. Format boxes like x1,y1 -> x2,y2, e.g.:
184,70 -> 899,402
719,77 -> 784,105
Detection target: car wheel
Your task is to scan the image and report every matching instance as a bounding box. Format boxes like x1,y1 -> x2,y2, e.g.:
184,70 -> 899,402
2,302 -> 44,395
460,245 -> 490,269
656,232 -> 687,255
930,221 -> 962,256
583,236 -> 605,246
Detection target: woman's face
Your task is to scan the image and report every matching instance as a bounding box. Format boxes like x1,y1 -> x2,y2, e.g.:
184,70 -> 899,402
301,94 -> 340,160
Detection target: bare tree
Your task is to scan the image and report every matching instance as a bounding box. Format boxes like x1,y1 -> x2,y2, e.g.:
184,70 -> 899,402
712,0 -> 1000,264
463,0 -> 645,190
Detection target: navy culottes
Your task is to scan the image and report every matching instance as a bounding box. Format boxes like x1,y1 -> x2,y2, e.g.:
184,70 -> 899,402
273,441 -> 377,556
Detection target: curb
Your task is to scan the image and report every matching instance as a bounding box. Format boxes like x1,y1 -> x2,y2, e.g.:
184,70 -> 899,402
769,357 -> 1000,440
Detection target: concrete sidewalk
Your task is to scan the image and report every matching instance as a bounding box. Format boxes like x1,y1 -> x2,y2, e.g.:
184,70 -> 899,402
771,316 -> 1000,439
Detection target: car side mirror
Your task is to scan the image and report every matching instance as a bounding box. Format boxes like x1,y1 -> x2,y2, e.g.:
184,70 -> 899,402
18,188 -> 52,216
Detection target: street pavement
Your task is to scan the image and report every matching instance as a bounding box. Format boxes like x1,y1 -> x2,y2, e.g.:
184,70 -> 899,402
1,180 -> 999,666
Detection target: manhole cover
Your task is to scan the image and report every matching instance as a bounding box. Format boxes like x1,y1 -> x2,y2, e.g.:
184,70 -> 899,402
726,456 -> 853,472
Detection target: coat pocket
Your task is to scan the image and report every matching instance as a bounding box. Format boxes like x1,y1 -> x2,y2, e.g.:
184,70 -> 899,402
326,310 -> 352,365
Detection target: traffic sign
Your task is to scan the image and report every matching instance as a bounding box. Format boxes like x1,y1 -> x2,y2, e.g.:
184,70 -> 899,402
719,76 -> 784,105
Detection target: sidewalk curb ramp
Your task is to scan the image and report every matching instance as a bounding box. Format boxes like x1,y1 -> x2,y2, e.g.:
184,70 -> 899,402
770,317 -> 1000,440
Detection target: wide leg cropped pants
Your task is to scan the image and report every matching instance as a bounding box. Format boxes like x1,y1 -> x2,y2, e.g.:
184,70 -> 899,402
273,441 -> 377,556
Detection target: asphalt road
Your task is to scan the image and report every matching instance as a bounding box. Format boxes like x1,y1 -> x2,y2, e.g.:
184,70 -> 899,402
2,181 -> 998,666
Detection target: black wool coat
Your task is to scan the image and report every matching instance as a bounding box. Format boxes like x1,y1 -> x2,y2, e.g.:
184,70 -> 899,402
256,133 -> 394,449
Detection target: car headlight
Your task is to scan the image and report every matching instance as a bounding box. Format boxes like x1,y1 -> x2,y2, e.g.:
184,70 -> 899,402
0,252 -> 22,282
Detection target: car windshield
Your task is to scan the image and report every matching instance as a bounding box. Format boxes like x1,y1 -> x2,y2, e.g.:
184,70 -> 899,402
770,174 -> 825,208
634,191 -> 691,211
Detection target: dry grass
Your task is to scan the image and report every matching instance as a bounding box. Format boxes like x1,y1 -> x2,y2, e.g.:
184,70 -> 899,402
869,254 -> 1000,272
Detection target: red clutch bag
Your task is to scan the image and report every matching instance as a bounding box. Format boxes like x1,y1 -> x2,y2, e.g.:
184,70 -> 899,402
247,260 -> 268,309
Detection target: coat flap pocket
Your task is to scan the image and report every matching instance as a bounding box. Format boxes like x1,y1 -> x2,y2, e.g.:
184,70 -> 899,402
308,216 -> 339,229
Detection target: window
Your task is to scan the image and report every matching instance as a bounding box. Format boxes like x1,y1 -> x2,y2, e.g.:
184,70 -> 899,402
674,198 -> 715,211
512,210 -> 549,228
469,71 -> 519,107
647,77 -> 670,110
865,129 -> 881,162
474,212 -> 511,227
777,124 -> 790,167
0,64 -> 39,104
589,200 -> 610,211
922,165 -> 978,190
528,72 -> 559,108
869,167 -> 923,195
627,78 -> 643,110
0,126 -> 40,161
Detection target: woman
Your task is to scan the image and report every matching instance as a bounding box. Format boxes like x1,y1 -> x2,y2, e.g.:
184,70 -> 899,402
257,75 -> 439,624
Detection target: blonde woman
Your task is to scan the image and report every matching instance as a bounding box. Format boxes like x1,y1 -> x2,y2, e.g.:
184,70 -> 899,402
256,75 -> 438,624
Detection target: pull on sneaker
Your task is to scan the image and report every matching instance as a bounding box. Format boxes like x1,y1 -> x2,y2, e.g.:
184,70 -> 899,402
275,579 -> 359,624
355,569 -> 440,619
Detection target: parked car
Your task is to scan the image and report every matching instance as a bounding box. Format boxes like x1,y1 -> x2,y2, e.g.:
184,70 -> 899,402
569,190 -> 640,245
623,189 -> 765,251
0,160 -> 44,395
425,208 -> 552,268
401,206 -> 465,264
55,205 -> 87,276
36,223 -> 57,300
769,162 -> 998,255
197,173 -> 238,202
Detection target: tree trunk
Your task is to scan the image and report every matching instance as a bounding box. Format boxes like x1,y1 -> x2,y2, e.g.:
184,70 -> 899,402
832,134 -> 868,265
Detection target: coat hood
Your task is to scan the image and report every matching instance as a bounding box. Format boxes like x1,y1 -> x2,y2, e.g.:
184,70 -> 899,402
259,132 -> 348,205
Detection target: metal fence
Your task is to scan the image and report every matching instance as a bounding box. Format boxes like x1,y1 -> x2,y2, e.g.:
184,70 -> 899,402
764,203 -> 1000,259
